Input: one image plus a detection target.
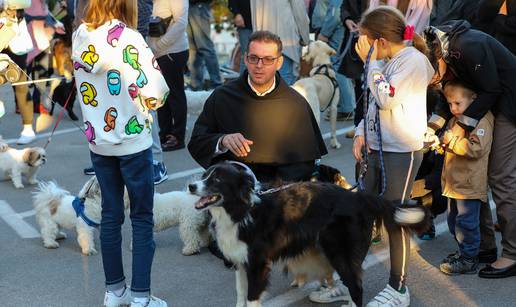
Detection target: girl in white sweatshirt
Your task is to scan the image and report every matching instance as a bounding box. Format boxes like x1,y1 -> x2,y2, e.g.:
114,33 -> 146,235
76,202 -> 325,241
72,0 -> 169,306
354,6 -> 433,307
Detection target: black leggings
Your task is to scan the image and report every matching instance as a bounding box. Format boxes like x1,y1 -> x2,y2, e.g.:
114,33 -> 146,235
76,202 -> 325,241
157,50 -> 188,142
363,150 -> 423,290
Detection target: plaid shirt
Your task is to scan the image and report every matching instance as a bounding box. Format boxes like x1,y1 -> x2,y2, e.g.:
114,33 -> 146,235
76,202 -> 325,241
138,0 -> 153,37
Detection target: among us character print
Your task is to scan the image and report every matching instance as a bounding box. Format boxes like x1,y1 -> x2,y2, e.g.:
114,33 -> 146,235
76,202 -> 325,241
145,119 -> 151,133
80,82 -> 98,106
136,70 -> 148,88
128,83 -> 139,99
80,45 -> 99,71
107,70 -> 121,95
84,121 -> 96,144
144,97 -> 158,110
123,45 -> 142,71
125,116 -> 144,135
372,73 -> 395,97
107,23 -> 126,47
104,107 -> 118,132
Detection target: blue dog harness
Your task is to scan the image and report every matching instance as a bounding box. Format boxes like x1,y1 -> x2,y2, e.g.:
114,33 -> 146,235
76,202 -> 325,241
72,197 -> 100,227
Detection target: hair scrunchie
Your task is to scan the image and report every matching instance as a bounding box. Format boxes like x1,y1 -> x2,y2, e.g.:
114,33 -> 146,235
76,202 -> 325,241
403,25 -> 415,46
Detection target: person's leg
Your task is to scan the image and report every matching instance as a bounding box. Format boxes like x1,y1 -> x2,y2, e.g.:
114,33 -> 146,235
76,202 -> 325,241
149,109 -> 167,184
454,199 -> 481,259
447,198 -> 457,239
334,72 -> 355,114
187,9 -> 204,90
90,152 -> 127,292
479,201 -> 497,252
188,3 -> 222,87
488,113 -> 516,264
381,151 -> 423,291
118,148 -> 156,297
157,51 -> 188,146
238,28 -> 252,74
279,55 -> 296,85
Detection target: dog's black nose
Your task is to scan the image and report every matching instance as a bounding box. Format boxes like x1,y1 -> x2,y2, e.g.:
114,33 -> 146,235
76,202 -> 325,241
188,184 -> 197,193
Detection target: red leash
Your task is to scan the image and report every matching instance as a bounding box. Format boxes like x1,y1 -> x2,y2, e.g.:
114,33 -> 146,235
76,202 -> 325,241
43,79 -> 77,150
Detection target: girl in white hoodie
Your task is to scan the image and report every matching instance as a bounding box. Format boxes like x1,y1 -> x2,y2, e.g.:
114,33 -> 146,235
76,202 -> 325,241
72,1 -> 169,306
353,6 -> 433,307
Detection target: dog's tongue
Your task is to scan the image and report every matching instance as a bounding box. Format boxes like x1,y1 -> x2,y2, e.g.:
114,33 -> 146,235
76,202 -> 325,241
195,196 -> 211,209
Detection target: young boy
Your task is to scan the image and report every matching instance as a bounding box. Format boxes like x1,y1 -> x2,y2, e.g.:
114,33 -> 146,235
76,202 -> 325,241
439,80 -> 495,275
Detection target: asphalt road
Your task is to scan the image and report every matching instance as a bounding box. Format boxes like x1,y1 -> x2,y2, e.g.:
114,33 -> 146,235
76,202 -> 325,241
0,85 -> 515,307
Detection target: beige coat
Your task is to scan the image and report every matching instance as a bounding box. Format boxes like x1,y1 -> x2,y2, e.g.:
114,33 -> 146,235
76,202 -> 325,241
441,112 -> 494,202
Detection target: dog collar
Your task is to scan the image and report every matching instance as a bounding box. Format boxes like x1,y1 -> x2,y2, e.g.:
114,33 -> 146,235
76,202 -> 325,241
72,197 -> 100,228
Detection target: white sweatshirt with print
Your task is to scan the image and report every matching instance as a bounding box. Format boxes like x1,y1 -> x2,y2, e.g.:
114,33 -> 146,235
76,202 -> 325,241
355,47 -> 434,152
72,20 -> 169,156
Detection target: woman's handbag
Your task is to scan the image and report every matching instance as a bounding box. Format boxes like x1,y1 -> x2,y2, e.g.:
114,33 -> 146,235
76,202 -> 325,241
148,15 -> 173,38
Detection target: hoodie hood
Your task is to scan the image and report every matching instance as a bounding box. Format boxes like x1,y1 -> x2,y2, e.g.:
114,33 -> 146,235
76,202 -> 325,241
424,20 -> 471,63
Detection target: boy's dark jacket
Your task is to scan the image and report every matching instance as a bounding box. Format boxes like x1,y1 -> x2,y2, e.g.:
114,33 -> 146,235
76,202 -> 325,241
431,20 -> 516,131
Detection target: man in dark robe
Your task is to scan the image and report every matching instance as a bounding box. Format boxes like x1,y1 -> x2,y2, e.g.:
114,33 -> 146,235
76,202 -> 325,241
188,30 -> 327,182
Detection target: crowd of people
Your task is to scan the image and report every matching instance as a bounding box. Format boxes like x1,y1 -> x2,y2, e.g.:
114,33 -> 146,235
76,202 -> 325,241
0,0 -> 515,307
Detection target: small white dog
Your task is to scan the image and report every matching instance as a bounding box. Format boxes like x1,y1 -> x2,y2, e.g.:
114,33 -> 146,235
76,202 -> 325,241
292,41 -> 341,149
33,176 -> 102,255
34,176 -> 211,256
0,146 -> 46,188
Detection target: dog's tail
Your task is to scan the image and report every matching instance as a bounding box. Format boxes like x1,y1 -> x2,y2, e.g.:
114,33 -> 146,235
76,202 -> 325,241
360,193 -> 431,235
32,181 -> 70,213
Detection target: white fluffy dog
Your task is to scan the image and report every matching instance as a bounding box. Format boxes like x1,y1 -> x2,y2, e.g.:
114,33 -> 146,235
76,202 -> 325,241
186,89 -> 213,115
34,176 -> 211,256
33,176 -> 101,255
0,146 -> 46,188
292,41 -> 341,149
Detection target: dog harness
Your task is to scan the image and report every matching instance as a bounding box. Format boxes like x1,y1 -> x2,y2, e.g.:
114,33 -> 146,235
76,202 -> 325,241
312,64 -> 340,113
72,197 -> 100,227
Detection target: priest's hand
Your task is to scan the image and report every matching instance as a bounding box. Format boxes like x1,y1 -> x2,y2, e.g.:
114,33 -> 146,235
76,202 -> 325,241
222,133 -> 254,157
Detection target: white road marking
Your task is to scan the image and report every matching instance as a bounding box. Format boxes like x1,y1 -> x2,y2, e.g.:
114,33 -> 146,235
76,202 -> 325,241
0,200 -> 40,238
18,209 -> 36,218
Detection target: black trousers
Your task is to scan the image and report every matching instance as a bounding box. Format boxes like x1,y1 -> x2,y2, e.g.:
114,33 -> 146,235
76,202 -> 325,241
157,50 -> 188,142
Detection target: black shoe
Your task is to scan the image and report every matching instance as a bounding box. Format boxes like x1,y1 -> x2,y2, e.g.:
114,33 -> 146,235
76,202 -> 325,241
161,134 -> 185,152
441,251 -> 460,264
440,255 -> 478,275
478,262 -> 516,279
478,248 -> 498,263
83,166 -> 95,175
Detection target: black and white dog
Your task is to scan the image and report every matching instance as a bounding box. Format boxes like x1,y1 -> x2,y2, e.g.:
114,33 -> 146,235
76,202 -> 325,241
189,162 -> 429,307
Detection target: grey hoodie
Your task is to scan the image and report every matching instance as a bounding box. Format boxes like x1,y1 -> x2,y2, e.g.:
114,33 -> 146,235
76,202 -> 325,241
356,46 -> 434,152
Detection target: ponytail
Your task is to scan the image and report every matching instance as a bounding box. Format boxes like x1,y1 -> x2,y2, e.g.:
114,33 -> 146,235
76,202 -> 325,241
413,33 -> 428,56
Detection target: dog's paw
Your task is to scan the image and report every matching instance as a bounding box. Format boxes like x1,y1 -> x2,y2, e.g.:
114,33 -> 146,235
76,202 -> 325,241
14,183 -> 25,189
43,240 -> 60,249
331,139 -> 341,149
28,179 -> 39,185
82,248 -> 98,256
182,247 -> 201,256
289,280 -> 300,288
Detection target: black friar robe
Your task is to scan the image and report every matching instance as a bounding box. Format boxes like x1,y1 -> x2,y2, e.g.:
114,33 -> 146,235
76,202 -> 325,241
187,71 -> 328,182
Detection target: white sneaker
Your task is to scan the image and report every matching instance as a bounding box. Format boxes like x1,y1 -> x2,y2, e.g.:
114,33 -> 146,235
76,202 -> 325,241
366,285 -> 410,307
309,280 -> 350,303
104,287 -> 131,307
17,130 -> 36,145
131,296 -> 167,307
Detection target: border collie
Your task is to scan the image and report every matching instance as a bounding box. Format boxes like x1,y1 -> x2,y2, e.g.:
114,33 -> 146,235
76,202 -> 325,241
189,162 -> 428,307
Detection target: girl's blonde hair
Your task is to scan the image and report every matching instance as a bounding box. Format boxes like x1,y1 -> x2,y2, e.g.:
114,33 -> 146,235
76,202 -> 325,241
359,6 -> 427,55
84,0 -> 138,29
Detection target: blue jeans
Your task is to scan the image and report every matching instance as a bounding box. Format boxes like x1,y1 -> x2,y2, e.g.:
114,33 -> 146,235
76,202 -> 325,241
91,148 -> 155,296
334,67 -> 356,113
187,2 -> 222,89
279,55 -> 295,85
447,198 -> 481,259
237,28 -> 252,74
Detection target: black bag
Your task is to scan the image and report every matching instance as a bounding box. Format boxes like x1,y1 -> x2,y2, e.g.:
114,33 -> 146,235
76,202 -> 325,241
148,15 -> 173,37
338,32 -> 364,80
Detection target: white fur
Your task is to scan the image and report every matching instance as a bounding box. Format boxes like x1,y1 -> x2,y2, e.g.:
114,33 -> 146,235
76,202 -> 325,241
152,191 -> 211,255
0,147 -> 46,188
34,176 -> 211,256
209,207 -> 249,265
33,178 -> 101,255
235,266 -> 248,307
186,89 -> 213,115
292,41 -> 341,149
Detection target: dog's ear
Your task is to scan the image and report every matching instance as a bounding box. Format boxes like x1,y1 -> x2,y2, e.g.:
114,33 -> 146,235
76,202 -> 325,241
23,149 -> 40,166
